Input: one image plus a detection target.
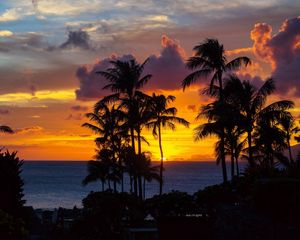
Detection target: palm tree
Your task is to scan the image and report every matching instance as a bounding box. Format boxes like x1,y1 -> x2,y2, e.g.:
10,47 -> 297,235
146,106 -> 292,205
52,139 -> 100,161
224,76 -> 294,167
182,39 -> 250,182
97,58 -> 152,198
82,103 -> 126,191
253,117 -> 288,168
97,58 -> 152,154
280,116 -> 300,163
146,93 -> 189,195
138,152 -> 160,199
82,159 -> 108,191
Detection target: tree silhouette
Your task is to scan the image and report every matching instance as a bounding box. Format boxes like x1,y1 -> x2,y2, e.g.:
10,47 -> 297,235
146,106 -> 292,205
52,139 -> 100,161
182,39 -> 250,182
82,103 -> 125,192
224,76 -> 294,167
97,58 -> 152,198
280,116 -> 299,163
97,58 -> 151,154
0,151 -> 25,215
147,93 -> 189,194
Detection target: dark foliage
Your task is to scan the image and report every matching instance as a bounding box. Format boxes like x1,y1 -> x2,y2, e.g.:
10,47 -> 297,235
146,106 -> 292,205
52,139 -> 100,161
69,191 -> 145,240
251,179 -> 300,221
146,191 -> 195,219
0,151 -> 25,215
0,210 -> 28,240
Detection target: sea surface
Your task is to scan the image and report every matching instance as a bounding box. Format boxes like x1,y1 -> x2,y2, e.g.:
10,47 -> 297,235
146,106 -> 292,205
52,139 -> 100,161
22,161 -> 244,209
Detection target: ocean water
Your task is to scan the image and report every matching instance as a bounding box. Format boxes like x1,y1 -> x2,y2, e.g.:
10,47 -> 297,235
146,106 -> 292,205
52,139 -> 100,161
22,161 -> 242,209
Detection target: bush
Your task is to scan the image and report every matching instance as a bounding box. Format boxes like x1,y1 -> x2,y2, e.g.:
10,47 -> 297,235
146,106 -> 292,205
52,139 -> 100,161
0,151 -> 25,215
251,178 -> 300,221
69,191 -> 145,240
0,210 -> 28,240
194,183 -> 238,208
146,191 -> 195,219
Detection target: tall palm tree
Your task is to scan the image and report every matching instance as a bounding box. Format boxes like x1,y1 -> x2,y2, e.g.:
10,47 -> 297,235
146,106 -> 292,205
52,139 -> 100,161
138,152 -> 160,199
82,159 -> 108,191
97,58 -> 152,154
82,103 -> 126,191
224,76 -> 294,167
182,39 -> 250,182
97,58 -> 152,198
146,93 -> 189,195
280,116 -> 300,163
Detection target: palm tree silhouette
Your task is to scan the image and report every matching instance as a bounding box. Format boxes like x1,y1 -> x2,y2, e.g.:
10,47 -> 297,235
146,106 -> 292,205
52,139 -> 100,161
82,158 -> 108,191
146,93 -> 189,195
97,58 -> 152,198
82,103 -> 125,192
138,152 -> 160,199
280,116 -> 299,163
224,76 -> 294,167
182,39 -> 250,182
97,58 -> 152,154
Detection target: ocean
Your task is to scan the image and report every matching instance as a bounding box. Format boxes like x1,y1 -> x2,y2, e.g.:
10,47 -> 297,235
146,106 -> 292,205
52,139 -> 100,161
22,161 -> 243,209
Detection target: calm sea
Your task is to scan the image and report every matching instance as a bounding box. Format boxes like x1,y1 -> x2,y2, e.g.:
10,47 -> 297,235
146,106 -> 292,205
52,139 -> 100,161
22,161 -> 244,209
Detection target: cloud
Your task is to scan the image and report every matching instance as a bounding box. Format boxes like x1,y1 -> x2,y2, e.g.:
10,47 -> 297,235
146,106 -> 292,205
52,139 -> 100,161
60,30 -> 92,50
75,54 -> 135,100
0,30 -> 13,37
186,104 -> 197,112
250,16 -> 300,96
145,35 -> 190,90
0,109 -> 10,115
71,105 -> 88,111
75,35 -> 190,100
0,8 -> 21,22
66,113 -> 83,121
14,126 -> 44,135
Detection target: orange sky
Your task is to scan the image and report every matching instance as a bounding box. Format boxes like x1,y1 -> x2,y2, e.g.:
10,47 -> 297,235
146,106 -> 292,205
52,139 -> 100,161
0,2 -> 300,160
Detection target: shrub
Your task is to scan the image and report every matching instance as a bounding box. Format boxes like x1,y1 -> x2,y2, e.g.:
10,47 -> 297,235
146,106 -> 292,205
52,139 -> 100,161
146,191 -> 195,219
0,151 -> 25,215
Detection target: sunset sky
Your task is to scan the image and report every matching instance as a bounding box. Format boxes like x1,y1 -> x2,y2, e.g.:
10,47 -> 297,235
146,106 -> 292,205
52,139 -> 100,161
0,0 -> 300,160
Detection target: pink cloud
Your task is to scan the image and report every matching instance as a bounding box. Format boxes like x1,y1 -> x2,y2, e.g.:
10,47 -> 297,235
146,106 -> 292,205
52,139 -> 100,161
250,16 -> 300,96
75,35 -> 190,100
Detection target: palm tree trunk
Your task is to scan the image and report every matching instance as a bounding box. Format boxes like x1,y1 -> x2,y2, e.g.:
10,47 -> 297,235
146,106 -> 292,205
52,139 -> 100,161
220,135 -> 228,182
247,129 -> 254,167
230,145 -> 235,180
108,179 -> 111,190
218,73 -> 228,183
287,136 -> 294,163
235,156 -> 240,177
130,174 -> 133,193
121,171 -> 124,192
113,180 -> 117,192
158,125 -> 164,195
137,129 -> 143,199
143,177 -> 146,199
131,127 -> 136,153
134,176 -> 138,195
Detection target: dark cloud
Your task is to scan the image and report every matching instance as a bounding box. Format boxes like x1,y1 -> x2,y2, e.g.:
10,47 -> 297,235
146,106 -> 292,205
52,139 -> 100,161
60,30 -> 92,50
0,65 -> 77,95
71,105 -> 88,111
75,35 -> 191,100
75,54 -> 135,100
0,109 -> 10,115
251,16 -> 300,96
186,104 -> 197,112
66,113 -> 83,121
145,35 -> 190,90
14,126 -> 44,134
